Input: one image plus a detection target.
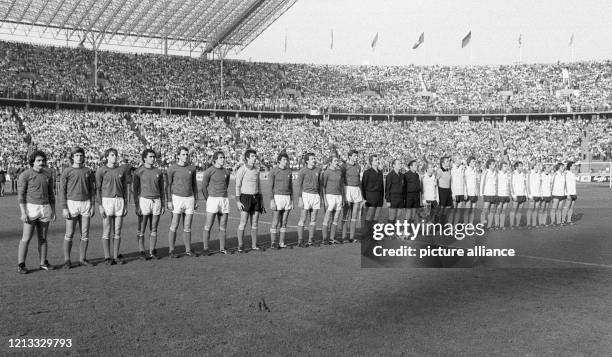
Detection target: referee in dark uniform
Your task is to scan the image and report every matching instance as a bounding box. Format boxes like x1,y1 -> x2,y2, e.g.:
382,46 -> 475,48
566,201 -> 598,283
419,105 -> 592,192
404,160 -> 421,223
361,155 -> 384,243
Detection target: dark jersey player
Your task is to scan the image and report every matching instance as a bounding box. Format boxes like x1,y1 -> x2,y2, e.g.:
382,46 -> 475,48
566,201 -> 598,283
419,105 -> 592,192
60,146 -> 95,268
133,149 -> 165,260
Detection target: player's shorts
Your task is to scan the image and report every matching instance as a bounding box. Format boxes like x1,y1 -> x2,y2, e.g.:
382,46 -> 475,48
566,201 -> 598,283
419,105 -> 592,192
344,186 -> 363,203
273,194 -> 293,211
139,197 -> 162,215
172,195 -> 195,215
102,197 -> 125,216
388,195 -> 404,209
553,195 -> 566,201
425,200 -> 438,208
541,196 -> 552,203
239,193 -> 264,214
438,187 -> 453,207
405,192 -> 420,209
67,200 -> 92,218
483,195 -> 498,204
514,196 -> 526,204
454,193 -> 467,203
467,196 -> 478,203
364,191 -> 383,208
26,203 -> 52,222
531,196 -> 542,202
206,196 -> 230,214
302,192 -> 321,210
569,195 -> 577,201
497,196 -> 511,203
325,194 -> 343,211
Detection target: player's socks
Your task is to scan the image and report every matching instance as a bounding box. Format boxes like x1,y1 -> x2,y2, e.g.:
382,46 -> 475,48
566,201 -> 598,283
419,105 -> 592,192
182,230 -> 192,253
330,223 -> 339,243
251,227 -> 258,249
297,225 -> 304,244
79,239 -> 88,263
308,222 -> 316,243
321,224 -> 329,243
63,240 -> 72,263
270,228 -> 277,245
237,228 -> 245,250
168,229 -> 177,254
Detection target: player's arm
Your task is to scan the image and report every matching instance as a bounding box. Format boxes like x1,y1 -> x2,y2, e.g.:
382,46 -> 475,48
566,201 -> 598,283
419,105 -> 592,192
121,169 -> 128,216
361,170 -> 368,198
384,173 -> 391,202
17,172 -> 29,223
95,168 -> 104,210
296,170 -> 304,207
341,172 -> 347,206
60,170 -> 69,218
48,172 -> 56,221
201,170 -> 210,201
166,168 -> 174,202
479,172 -> 486,196
159,172 -> 166,208
268,168 -> 276,209
235,166 -> 244,210
132,171 -> 141,209
191,168 -> 199,202
88,170 -> 96,216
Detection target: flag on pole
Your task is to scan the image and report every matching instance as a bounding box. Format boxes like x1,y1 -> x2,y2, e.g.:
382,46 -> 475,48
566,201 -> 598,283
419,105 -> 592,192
412,32 -> 424,49
284,30 -> 287,52
569,34 -> 574,46
330,29 -> 334,50
461,31 -> 471,48
371,32 -> 379,50
518,34 -> 522,48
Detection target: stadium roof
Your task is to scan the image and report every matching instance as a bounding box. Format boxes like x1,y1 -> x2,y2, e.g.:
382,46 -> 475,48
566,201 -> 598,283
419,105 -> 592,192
0,0 -> 297,54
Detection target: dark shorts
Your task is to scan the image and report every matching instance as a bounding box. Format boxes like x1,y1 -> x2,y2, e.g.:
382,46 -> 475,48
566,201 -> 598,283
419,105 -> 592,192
364,191 -> 384,208
483,195 -> 498,204
532,196 -> 542,202
570,195 -> 577,201
425,200 -> 438,208
515,196 -> 526,204
388,195 -> 404,209
542,196 -> 552,203
405,192 -> 420,209
239,194 -> 264,213
467,196 -> 478,203
438,187 -> 453,207
455,194 -> 466,203
553,195 -> 566,201
497,196 -> 510,203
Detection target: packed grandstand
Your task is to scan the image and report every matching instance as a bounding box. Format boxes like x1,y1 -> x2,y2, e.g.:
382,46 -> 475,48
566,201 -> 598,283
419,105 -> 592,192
0,39 -> 611,173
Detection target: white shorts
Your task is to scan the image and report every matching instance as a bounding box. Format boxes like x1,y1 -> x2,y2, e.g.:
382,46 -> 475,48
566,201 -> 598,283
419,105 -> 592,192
172,195 -> 195,215
302,192 -> 321,210
325,194 -> 343,211
345,186 -> 363,203
139,197 -> 162,216
206,197 -> 230,214
102,197 -> 125,216
67,200 -> 92,217
273,194 -> 293,211
26,203 -> 52,222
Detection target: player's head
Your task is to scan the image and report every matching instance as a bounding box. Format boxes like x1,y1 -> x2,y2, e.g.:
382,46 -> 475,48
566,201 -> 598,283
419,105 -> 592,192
244,149 -> 257,165
141,149 -> 156,165
408,160 -> 417,171
440,156 -> 450,170
499,161 -> 509,172
347,150 -> 358,163
392,158 -> 401,171
304,153 -> 316,167
329,155 -> 340,169
566,161 -> 576,172
69,146 -> 85,165
177,146 -> 189,165
29,150 -> 47,170
277,152 -> 289,169
467,156 -> 476,168
213,151 -> 225,167
104,148 -> 118,166
369,154 -> 379,168
513,161 -> 523,171
485,158 -> 496,170
555,162 -> 565,172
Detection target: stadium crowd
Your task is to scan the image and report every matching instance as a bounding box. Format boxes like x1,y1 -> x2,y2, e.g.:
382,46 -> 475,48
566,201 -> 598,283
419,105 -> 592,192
2,40 -> 612,114
1,106 -> 608,172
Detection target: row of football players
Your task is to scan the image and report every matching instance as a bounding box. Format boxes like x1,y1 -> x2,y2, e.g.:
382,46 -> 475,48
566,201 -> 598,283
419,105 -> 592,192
15,147 -> 577,273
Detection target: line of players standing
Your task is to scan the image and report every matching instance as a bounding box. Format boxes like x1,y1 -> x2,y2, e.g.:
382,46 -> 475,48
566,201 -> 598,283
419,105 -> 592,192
14,146 -> 578,274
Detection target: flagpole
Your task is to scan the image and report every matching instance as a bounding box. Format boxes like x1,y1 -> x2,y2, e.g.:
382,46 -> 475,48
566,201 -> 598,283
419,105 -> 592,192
519,46 -> 522,63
